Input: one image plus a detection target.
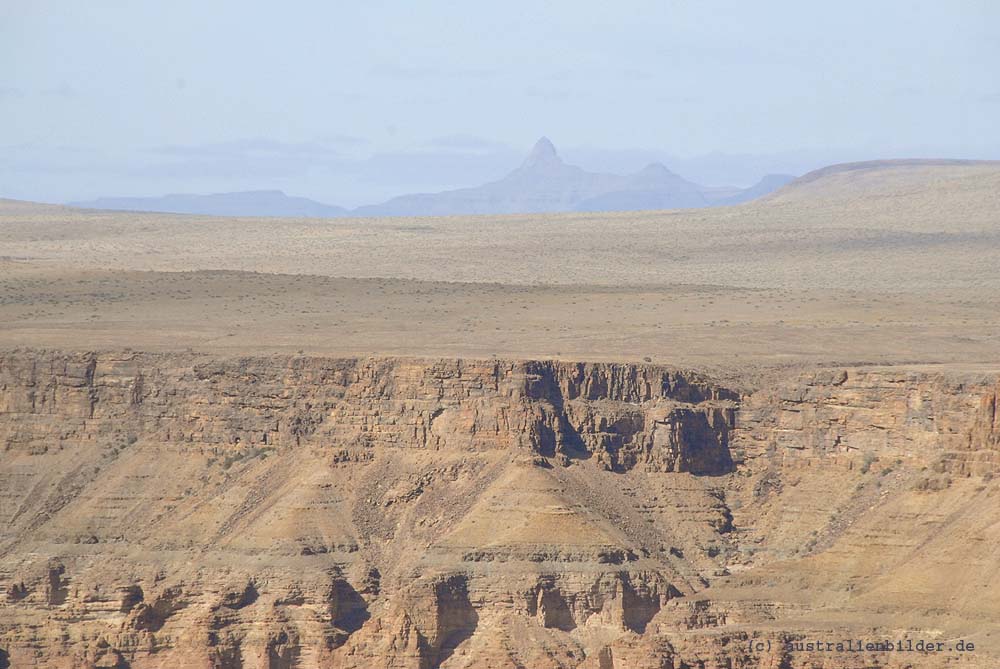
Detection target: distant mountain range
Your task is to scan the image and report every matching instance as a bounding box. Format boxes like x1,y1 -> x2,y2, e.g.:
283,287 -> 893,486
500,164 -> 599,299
70,137 -> 795,217
71,189 -> 347,218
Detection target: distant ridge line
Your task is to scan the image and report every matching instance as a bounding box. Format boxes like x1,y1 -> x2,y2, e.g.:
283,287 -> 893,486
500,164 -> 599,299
65,137 -> 797,218
790,158 -> 1000,186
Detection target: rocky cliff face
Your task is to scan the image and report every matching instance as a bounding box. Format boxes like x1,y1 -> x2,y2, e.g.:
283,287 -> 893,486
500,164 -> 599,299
1,352 -> 997,668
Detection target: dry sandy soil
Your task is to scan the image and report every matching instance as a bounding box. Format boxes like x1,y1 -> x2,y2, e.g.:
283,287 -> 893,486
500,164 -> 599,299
2,160 -> 1000,369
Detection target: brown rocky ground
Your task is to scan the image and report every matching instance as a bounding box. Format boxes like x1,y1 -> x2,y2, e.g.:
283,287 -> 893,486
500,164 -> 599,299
0,353 -> 997,668
1,160 -> 1000,667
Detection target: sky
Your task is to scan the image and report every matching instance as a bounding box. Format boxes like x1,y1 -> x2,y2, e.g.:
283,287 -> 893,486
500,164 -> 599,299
2,0 -> 999,206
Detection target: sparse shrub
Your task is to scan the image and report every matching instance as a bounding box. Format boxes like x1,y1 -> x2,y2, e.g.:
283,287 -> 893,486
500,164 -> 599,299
221,446 -> 275,470
860,451 -> 876,474
222,453 -> 244,469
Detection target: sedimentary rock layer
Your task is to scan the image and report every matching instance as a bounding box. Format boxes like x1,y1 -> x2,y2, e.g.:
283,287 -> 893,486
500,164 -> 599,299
0,352 -> 997,668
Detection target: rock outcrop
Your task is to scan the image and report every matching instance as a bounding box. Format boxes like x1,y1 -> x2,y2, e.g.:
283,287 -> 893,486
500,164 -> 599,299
1,352 -> 998,668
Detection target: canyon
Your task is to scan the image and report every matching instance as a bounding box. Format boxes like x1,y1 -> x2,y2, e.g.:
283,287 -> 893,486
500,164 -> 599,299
1,352 -> 998,668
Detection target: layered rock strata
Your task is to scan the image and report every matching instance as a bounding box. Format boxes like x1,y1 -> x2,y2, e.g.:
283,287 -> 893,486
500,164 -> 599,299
0,352 -> 997,668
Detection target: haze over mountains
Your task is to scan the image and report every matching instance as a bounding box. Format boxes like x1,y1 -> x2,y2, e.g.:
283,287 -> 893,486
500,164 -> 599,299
75,189 -> 348,218
70,137 -> 795,217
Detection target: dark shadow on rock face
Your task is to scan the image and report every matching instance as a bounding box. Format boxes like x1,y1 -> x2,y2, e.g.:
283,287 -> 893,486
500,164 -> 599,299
537,587 -> 576,631
678,409 -> 734,476
621,576 -> 662,633
0,647 -> 10,669
221,581 -> 258,610
328,578 -> 371,646
131,586 -> 186,632
535,414 -> 559,457
523,363 -> 591,461
47,564 -> 69,606
6,582 -> 28,603
119,585 -> 144,613
94,647 -> 130,669
645,408 -> 735,476
207,632 -> 242,669
266,629 -> 300,669
430,575 -> 478,668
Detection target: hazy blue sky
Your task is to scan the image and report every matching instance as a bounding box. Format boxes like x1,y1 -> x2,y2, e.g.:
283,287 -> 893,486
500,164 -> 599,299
2,0 -> 998,205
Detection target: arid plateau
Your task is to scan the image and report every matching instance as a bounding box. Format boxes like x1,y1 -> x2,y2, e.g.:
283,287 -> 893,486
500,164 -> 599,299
2,160 -> 1000,668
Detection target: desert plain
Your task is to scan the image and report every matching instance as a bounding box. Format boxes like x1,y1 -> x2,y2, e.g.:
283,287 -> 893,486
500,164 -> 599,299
3,160 -> 1000,368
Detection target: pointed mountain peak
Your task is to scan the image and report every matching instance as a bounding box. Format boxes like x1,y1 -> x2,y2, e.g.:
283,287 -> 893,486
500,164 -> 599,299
520,136 -> 562,169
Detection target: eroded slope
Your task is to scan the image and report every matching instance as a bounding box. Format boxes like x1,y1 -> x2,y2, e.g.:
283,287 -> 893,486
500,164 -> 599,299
1,352 -> 998,668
